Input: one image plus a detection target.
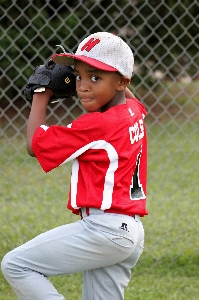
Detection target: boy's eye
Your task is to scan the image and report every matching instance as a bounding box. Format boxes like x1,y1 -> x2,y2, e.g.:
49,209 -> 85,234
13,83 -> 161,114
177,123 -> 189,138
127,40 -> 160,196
75,75 -> 81,81
91,75 -> 100,82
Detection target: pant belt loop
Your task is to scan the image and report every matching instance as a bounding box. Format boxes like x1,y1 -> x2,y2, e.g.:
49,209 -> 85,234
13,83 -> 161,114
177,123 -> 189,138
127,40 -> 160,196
86,207 -> 90,216
134,214 -> 140,221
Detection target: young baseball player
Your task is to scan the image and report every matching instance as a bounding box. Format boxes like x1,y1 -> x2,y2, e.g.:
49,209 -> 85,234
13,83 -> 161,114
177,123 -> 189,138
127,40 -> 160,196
1,32 -> 148,300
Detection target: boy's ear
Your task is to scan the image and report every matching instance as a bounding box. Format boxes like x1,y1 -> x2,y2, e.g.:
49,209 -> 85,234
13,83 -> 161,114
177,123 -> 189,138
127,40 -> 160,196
117,77 -> 130,91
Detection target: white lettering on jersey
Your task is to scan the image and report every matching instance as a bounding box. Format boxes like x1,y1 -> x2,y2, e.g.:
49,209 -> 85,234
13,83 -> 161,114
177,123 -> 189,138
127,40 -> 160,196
128,108 -> 135,116
60,140 -> 118,210
129,119 -> 144,145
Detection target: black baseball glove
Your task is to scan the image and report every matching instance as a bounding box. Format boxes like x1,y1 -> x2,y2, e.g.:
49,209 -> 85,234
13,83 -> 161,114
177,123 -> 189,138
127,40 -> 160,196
24,60 -> 76,104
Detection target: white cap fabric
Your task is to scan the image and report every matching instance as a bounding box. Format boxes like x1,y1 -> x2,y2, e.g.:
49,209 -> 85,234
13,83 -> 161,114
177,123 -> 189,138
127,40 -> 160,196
52,32 -> 134,79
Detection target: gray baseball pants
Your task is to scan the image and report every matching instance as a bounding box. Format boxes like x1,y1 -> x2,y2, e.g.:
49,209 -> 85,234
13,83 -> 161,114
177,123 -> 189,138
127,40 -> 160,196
1,208 -> 144,300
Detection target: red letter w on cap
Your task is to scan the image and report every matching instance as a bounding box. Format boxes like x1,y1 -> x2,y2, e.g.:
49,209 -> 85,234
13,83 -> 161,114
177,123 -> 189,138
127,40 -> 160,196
81,38 -> 100,52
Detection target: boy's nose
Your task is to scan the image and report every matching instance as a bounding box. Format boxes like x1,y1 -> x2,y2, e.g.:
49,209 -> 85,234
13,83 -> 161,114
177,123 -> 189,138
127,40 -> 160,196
78,80 -> 90,92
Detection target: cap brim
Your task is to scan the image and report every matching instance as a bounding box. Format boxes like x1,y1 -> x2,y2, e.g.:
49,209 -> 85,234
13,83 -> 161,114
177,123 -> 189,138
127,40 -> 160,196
52,53 -> 118,72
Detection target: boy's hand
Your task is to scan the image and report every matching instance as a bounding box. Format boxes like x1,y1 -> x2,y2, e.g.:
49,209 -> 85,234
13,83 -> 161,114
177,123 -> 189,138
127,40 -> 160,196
33,88 -> 54,100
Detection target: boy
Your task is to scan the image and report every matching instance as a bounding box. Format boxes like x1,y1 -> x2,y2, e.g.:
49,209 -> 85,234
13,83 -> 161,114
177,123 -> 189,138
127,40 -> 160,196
1,32 -> 148,300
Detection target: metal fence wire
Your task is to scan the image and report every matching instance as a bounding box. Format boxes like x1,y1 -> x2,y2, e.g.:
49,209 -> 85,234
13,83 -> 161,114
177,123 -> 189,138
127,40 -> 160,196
1,0 -> 199,270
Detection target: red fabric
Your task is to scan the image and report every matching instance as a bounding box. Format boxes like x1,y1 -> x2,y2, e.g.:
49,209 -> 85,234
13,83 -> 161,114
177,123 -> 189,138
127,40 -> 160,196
32,98 -> 148,217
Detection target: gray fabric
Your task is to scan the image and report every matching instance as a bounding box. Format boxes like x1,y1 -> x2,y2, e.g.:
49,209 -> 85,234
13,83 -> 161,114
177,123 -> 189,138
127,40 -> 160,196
1,210 -> 144,300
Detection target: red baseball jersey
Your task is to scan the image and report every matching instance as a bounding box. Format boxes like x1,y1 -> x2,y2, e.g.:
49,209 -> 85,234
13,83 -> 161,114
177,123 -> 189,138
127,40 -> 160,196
32,98 -> 148,217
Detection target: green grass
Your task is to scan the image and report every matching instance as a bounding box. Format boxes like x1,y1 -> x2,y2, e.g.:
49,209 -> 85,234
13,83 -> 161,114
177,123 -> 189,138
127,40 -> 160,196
0,116 -> 199,299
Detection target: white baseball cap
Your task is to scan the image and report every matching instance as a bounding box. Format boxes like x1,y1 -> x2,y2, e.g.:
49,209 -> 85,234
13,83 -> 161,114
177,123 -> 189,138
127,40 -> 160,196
52,32 -> 134,79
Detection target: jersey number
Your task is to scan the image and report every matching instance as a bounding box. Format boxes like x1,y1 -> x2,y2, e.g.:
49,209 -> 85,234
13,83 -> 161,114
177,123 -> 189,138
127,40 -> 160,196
130,150 -> 145,200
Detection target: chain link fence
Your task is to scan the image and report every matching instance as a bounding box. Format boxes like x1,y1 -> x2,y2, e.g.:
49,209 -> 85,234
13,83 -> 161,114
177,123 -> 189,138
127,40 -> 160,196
1,0 -> 199,272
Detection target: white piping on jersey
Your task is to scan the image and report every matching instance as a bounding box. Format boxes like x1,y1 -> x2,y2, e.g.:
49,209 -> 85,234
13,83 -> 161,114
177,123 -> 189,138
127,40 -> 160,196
40,125 -> 49,131
60,140 -> 119,210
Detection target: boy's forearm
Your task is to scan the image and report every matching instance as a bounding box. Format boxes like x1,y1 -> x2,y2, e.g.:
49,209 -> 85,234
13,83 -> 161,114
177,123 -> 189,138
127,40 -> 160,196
27,90 -> 53,156
125,87 -> 135,99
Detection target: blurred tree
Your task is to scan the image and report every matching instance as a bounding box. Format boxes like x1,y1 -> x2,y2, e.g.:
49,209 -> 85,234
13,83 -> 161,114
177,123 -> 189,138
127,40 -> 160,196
1,0 -> 198,103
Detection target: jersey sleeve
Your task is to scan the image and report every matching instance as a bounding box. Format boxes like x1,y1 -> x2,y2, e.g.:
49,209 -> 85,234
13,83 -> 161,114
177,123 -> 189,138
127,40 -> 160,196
32,113 -> 110,172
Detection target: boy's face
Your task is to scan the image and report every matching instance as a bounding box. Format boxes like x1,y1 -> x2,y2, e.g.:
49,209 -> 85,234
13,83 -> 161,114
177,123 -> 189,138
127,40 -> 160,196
74,61 -> 128,112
